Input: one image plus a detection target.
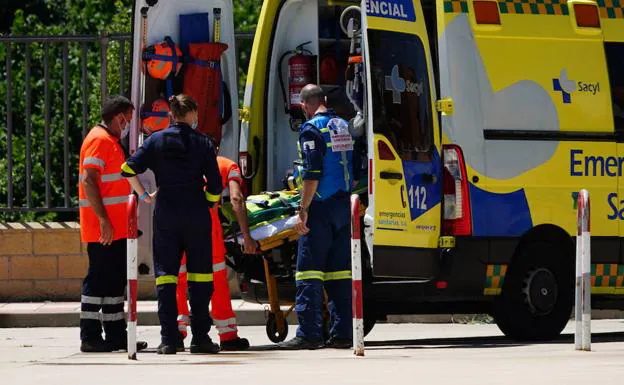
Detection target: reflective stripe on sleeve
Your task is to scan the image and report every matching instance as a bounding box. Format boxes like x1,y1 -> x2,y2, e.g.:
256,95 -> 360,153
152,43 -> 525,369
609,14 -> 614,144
177,315 -> 190,324
156,275 -> 178,285
83,157 -> 105,168
102,312 -> 125,322
102,296 -> 125,305
319,127 -> 330,133
213,262 -> 227,273
228,170 -> 241,180
324,270 -> 352,281
121,162 -> 136,175
295,270 -> 325,281
79,195 -> 129,208
187,273 -> 214,282
101,173 -> 123,183
80,311 -> 102,320
205,192 -> 220,203
81,295 -> 103,305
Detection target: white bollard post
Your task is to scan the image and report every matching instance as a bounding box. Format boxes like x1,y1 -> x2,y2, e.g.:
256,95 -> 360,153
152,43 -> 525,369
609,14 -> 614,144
127,194 -> 139,360
351,194 -> 365,357
574,189 -> 591,351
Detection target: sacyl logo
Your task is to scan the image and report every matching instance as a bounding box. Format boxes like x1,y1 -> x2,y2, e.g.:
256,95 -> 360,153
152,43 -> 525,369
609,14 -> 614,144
553,69 -> 600,104
385,65 -> 406,104
385,65 -> 425,104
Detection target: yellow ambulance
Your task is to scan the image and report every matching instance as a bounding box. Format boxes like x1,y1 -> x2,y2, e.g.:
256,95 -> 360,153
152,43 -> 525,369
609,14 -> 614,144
132,0 -> 624,341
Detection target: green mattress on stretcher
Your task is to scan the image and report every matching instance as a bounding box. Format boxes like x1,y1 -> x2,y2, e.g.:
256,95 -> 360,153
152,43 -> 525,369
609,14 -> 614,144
222,181 -> 368,252
221,190 -> 301,251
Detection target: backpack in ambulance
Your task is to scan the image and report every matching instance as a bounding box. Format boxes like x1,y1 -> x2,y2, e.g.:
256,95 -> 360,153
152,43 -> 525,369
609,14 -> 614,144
141,98 -> 170,134
143,36 -> 183,97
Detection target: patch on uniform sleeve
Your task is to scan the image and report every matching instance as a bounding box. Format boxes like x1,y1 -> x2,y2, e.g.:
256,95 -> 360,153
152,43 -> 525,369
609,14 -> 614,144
303,141 -> 315,151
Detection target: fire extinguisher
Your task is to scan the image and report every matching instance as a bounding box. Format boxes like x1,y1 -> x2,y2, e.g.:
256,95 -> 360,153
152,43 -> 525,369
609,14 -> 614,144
278,41 -> 316,131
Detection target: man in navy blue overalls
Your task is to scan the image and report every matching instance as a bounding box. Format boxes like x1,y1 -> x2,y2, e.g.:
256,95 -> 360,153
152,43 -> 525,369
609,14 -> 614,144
280,84 -> 359,350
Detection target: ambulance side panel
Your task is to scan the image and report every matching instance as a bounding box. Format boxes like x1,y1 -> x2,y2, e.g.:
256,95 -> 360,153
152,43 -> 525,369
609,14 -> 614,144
438,0 -> 622,297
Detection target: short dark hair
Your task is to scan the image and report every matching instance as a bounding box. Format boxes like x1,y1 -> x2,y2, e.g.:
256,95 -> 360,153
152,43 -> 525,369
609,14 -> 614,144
168,94 -> 198,119
300,84 -> 326,105
101,95 -> 134,125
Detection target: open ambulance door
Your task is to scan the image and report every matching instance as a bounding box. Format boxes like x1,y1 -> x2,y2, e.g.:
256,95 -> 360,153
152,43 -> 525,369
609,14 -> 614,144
131,0 -> 240,159
129,0 -> 240,278
362,0 -> 443,279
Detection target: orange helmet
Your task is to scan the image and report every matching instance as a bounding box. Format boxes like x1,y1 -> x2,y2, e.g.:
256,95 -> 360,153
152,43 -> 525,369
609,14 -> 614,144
143,37 -> 183,80
142,99 -> 170,133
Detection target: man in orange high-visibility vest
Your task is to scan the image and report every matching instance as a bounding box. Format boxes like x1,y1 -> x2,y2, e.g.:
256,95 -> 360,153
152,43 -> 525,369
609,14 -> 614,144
78,95 -> 147,353
177,156 -> 256,351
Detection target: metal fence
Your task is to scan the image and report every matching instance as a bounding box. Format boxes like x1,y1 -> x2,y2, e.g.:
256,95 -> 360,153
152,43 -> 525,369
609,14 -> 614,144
0,32 -> 253,218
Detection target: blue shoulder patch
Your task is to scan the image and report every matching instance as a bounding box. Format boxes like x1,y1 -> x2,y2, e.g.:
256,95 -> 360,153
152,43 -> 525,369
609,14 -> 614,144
365,0 -> 416,22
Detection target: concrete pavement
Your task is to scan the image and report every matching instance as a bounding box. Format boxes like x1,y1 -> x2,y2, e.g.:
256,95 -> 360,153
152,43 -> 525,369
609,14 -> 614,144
1,320 -> 623,384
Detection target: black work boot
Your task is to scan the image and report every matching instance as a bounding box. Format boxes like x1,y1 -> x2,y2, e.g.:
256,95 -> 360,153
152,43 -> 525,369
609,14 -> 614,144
80,339 -> 113,353
190,336 -> 220,354
220,337 -> 250,351
278,336 -> 324,350
325,336 -> 351,349
157,343 -> 177,355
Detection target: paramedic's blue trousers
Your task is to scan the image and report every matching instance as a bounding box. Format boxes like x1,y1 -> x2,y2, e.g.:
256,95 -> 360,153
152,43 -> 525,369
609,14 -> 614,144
153,200 -> 214,346
295,193 -> 353,343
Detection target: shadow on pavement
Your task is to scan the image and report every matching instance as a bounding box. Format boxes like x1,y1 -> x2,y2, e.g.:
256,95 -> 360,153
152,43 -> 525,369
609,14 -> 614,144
364,331 -> 624,350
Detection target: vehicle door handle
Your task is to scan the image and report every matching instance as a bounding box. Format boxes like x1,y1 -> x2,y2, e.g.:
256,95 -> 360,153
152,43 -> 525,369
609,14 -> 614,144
380,171 -> 403,181
400,185 -> 407,208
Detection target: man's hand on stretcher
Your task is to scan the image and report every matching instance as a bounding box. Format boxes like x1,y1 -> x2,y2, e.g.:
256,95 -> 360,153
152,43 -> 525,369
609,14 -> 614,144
242,233 -> 258,254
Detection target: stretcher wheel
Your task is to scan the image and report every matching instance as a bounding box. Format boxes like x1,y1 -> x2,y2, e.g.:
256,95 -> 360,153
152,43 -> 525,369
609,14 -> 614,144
266,313 -> 288,343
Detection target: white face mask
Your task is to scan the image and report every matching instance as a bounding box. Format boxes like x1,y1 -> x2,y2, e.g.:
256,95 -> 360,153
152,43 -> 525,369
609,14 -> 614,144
119,116 -> 130,138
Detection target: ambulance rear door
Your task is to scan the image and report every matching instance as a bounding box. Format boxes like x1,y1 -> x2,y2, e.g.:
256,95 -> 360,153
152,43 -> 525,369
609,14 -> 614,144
362,0 -> 443,279
130,0 -> 240,278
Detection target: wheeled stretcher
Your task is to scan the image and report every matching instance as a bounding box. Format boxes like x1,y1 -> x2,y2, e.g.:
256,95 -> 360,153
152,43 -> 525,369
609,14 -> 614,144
222,186 -> 367,343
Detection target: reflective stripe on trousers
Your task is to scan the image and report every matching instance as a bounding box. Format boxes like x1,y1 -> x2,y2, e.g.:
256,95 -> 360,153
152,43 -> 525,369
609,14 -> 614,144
81,295 -> 125,305
213,262 -> 226,272
214,317 -> 238,335
80,311 -> 125,321
295,270 -> 352,281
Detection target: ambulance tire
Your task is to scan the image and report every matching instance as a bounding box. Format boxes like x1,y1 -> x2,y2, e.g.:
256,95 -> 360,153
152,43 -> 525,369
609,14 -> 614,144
493,240 -> 574,341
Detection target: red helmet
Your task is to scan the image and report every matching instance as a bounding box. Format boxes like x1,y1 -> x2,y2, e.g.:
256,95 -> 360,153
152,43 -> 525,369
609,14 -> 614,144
142,99 -> 170,133
143,37 -> 183,80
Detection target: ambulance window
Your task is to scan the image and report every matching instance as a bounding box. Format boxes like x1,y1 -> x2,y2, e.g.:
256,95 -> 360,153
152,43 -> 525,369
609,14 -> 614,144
368,29 -> 433,161
605,43 -> 624,132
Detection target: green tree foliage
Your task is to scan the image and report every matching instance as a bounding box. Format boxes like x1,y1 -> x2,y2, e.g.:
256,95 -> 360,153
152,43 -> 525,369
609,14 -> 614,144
0,0 -> 262,222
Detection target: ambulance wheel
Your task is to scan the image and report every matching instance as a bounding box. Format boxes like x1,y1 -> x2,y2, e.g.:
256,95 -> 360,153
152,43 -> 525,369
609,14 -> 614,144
266,313 -> 288,343
493,240 -> 574,341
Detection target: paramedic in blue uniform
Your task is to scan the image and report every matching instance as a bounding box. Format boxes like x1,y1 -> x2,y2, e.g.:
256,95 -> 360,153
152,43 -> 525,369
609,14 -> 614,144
280,84 -> 359,350
121,94 -> 222,355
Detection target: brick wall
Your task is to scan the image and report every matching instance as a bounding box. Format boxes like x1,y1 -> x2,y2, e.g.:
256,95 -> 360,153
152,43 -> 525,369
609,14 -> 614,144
0,223 -> 156,301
